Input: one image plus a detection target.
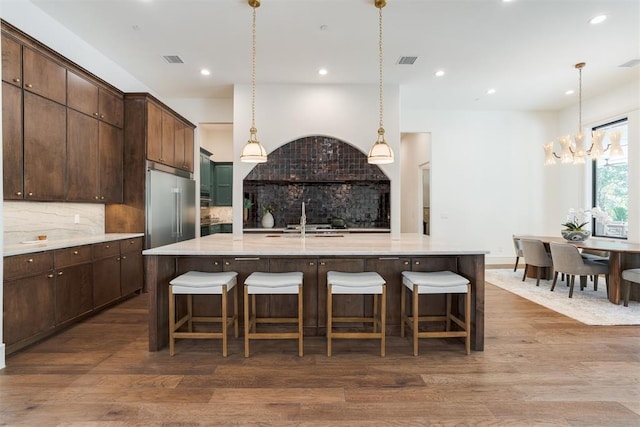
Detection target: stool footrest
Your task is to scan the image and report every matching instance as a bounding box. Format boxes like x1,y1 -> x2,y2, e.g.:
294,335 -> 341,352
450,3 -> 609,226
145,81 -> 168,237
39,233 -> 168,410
254,317 -> 300,324
174,331 -> 225,339
330,332 -> 383,339
246,332 -> 300,339
331,316 -> 379,323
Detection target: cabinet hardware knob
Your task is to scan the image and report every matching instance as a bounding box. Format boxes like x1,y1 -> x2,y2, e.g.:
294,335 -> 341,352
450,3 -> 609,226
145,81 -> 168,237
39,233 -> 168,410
100,114 -> 105,119
25,83 -> 33,88
320,261 -> 326,265
129,241 -> 135,245
94,112 -> 99,116
117,257 -> 121,261
214,261 -> 219,265
58,271 -> 64,276
13,78 -> 20,83
47,274 -> 54,278
309,262 -> 315,266
415,261 -> 420,265
100,196 -> 105,200
27,258 -> 34,263
404,261 -> 409,265
16,191 -> 22,196
28,192 -> 33,196
225,262 -> 230,265
95,196 -> 99,200
122,256 -> 127,260
73,251 -> 79,255
105,245 -> 110,248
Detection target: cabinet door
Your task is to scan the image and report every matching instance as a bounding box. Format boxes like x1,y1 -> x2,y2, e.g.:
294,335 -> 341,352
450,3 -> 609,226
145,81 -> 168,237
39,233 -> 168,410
98,122 -> 123,203
1,34 -> 22,87
146,101 -> 163,163
120,249 -> 143,296
67,109 -> 99,201
3,273 -> 56,346
93,256 -> 122,308
22,46 -> 66,104
161,110 -> 175,167
2,82 -> 23,200
365,257 -> 411,331
23,92 -> 66,201
200,153 -> 210,191
214,163 -> 233,206
269,258 -> 318,335
67,71 -> 99,117
223,257 -> 270,324
55,263 -> 93,325
99,88 -> 123,128
174,119 -> 186,169
184,126 -> 194,172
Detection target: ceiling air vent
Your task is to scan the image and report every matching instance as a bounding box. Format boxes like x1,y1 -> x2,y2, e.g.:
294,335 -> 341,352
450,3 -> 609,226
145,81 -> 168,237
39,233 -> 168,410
619,59 -> 640,68
397,56 -> 417,65
162,55 -> 184,64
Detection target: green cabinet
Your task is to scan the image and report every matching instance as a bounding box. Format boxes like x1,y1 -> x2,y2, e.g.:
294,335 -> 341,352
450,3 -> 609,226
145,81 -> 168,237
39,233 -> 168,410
199,152 -> 211,192
213,162 -> 233,206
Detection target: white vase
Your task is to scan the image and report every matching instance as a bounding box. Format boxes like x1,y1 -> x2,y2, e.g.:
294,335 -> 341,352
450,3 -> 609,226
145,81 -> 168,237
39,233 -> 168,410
261,211 -> 274,228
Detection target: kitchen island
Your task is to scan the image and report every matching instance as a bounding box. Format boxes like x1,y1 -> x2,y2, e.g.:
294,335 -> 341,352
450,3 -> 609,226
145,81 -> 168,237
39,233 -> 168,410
143,233 -> 488,352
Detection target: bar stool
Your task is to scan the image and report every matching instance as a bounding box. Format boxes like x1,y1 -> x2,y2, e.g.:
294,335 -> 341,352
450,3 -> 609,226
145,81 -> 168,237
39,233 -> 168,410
326,271 -> 387,357
168,271 -> 238,357
244,272 -> 304,357
401,271 -> 471,355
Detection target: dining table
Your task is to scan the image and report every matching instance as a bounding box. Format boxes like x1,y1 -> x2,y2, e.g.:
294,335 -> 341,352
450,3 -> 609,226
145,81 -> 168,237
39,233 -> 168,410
516,235 -> 640,305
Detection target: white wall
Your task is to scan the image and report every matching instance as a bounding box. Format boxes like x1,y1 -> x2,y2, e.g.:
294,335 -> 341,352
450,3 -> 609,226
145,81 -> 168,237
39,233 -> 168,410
0,1 -> 5,368
232,83 -> 401,236
401,109 -> 558,264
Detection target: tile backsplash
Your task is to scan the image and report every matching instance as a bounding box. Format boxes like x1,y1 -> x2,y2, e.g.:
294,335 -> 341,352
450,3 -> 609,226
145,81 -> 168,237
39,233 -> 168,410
3,201 -> 105,245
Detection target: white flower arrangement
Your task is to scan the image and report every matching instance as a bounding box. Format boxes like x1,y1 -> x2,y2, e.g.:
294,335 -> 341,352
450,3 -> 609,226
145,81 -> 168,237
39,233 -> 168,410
563,207 -> 611,231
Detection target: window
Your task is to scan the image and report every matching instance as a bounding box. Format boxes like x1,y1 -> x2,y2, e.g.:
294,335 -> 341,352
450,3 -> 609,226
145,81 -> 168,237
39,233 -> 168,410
591,118 -> 628,239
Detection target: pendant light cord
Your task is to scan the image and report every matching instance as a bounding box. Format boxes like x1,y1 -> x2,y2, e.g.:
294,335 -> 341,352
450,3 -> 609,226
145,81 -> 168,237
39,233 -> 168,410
251,5 -> 257,131
378,5 -> 384,130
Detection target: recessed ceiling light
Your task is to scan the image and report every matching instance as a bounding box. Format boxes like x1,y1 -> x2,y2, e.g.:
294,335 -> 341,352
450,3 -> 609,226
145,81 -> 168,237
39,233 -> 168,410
318,68 -> 328,76
200,69 -> 211,76
589,14 -> 607,24
487,88 -> 496,95
434,70 -> 445,77
565,89 -> 575,95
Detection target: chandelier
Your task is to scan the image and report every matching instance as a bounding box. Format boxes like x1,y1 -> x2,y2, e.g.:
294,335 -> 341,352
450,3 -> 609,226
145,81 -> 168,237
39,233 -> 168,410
544,62 -> 623,165
367,0 -> 394,164
240,0 -> 268,163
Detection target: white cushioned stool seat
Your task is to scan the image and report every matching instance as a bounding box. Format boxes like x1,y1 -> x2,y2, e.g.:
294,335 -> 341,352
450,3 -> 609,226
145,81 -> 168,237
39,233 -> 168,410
245,272 -> 303,294
327,271 -> 386,294
168,271 -> 239,357
401,270 -> 471,356
621,268 -> 640,307
326,271 -> 387,357
244,272 -> 304,357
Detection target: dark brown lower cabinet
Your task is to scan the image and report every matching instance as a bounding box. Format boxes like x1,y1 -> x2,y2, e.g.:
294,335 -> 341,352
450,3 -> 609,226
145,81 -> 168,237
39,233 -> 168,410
3,237 -> 144,356
55,263 -> 93,325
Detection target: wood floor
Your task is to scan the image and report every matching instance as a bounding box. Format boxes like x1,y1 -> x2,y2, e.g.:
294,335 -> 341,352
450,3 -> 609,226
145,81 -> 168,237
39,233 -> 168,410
1,283 -> 639,426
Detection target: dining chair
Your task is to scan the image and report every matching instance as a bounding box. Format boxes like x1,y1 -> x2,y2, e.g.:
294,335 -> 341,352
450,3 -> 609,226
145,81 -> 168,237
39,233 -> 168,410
512,235 -> 524,272
621,269 -> 640,307
549,242 -> 609,298
520,239 -> 553,286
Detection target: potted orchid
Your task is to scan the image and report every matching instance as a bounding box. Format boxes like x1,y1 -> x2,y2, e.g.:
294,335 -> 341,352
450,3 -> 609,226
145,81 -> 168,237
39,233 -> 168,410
561,207 -> 610,242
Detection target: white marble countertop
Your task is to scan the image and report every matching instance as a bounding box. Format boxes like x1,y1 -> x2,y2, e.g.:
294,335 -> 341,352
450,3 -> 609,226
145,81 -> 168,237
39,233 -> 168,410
243,227 -> 390,233
142,233 -> 489,256
4,233 -> 145,257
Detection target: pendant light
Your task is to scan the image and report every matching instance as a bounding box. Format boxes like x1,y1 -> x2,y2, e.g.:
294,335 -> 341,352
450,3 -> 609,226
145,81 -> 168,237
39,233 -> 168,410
240,0 -> 268,163
367,0 -> 394,164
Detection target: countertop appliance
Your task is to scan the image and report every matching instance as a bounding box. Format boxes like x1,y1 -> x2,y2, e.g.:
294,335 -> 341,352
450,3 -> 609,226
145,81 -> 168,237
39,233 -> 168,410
146,164 -> 196,248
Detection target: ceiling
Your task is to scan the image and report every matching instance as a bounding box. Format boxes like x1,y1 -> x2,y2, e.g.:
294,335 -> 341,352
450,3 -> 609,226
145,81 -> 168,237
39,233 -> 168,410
28,0 -> 640,111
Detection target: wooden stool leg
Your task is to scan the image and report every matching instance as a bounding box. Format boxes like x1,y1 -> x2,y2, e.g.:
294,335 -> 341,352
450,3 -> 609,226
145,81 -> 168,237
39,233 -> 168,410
381,286 -> 386,357
445,293 -> 452,331
373,294 -> 378,333
465,286 -> 471,355
244,286 -> 250,358
327,284 -> 333,357
400,284 -> 406,337
169,286 -> 176,356
233,284 -> 239,338
251,294 -> 257,333
222,285 -> 228,357
298,284 -> 304,357
413,285 -> 419,356
187,294 -> 193,331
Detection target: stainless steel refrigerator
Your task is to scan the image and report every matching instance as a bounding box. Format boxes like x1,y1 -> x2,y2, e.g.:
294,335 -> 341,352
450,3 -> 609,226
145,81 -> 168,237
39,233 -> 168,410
146,166 -> 196,248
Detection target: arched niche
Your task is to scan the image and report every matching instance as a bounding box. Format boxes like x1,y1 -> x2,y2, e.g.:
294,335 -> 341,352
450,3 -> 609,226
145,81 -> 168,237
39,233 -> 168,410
243,135 -> 390,229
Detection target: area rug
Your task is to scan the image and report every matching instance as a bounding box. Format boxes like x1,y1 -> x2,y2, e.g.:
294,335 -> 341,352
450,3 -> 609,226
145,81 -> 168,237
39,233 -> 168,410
485,269 -> 640,325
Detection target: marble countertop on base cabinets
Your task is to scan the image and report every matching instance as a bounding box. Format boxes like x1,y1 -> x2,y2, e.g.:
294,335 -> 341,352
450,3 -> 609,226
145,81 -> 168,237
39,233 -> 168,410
142,233 -> 489,257
4,233 -> 145,257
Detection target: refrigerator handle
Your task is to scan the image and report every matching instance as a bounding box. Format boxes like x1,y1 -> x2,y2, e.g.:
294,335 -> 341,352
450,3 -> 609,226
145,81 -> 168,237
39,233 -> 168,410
177,189 -> 183,236
172,187 -> 180,237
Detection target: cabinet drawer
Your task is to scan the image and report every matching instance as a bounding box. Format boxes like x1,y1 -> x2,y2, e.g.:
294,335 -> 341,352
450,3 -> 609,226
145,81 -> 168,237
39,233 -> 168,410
55,245 -> 92,268
4,251 -> 54,280
92,241 -> 120,259
120,237 -> 143,253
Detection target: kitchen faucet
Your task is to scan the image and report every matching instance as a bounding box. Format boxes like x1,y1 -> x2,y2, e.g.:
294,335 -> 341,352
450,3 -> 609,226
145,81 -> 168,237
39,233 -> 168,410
300,202 -> 306,237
